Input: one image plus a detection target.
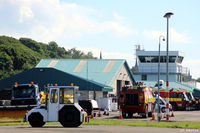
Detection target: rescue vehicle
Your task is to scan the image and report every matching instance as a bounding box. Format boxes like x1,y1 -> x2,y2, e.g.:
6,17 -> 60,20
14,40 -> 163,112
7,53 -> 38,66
119,81 -> 155,118
159,88 -> 190,111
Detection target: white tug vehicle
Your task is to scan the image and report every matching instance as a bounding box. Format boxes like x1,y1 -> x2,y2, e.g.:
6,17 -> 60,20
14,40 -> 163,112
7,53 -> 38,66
25,85 -> 88,127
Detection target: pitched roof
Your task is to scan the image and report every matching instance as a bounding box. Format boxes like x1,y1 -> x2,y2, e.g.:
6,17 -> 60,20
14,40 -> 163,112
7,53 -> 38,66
36,59 -> 135,86
144,81 -> 195,92
0,68 -> 113,92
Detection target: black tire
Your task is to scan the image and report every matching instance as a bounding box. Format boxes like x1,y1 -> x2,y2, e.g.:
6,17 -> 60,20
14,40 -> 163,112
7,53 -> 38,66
161,107 -> 165,113
128,113 -> 133,118
148,112 -> 152,117
28,113 -> 45,127
122,112 -> 126,118
142,106 -> 148,118
59,105 -> 82,127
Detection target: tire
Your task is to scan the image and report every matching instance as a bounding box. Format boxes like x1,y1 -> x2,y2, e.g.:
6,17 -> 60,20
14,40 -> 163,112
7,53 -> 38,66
122,112 -> 126,118
142,106 -> 148,118
59,105 -> 82,127
128,113 -> 133,118
148,112 -> 152,117
161,107 -> 165,113
28,113 -> 45,127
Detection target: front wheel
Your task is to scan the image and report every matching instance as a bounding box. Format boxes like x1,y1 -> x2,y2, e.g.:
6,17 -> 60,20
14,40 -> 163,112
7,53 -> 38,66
28,113 -> 45,127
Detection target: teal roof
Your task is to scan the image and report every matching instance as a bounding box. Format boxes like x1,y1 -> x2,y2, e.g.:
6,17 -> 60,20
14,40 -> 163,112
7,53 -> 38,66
0,68 -> 113,92
36,59 -> 135,86
144,81 -> 195,92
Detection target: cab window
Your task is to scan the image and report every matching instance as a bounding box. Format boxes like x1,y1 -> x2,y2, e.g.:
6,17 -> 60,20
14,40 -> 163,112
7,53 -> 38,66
50,89 -> 58,103
60,88 -> 74,104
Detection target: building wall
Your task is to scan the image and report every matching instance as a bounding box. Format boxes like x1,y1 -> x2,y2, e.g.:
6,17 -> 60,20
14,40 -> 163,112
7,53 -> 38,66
133,74 -> 177,82
110,65 -> 133,96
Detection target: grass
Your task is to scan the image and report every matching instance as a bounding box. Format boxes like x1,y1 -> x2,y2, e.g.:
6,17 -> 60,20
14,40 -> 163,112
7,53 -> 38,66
0,118 -> 200,129
84,119 -> 200,129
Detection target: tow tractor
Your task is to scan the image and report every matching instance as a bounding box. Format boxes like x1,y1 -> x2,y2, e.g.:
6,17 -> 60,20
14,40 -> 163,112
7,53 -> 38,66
25,85 -> 88,127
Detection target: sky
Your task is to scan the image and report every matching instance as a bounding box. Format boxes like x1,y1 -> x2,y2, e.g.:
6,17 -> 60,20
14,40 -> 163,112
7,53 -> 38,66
0,0 -> 200,78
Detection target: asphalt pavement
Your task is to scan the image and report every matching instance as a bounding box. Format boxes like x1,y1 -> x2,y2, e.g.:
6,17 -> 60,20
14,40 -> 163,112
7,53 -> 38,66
1,125 -> 198,133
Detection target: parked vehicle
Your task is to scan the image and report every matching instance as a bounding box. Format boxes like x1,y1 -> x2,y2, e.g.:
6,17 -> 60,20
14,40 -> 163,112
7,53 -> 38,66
11,82 -> 41,105
96,97 -> 118,112
154,96 -> 172,113
159,88 -> 189,111
79,99 -> 99,117
25,85 -> 88,127
185,91 -> 196,110
119,81 -> 155,118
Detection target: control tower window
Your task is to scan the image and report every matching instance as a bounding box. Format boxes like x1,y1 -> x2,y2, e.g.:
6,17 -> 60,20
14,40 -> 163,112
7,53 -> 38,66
169,56 -> 176,63
176,56 -> 184,63
142,75 -> 147,80
138,56 -> 176,63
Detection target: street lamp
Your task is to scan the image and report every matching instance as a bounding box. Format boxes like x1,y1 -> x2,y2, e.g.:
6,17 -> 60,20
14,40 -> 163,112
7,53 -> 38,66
164,12 -> 173,121
157,35 -> 165,122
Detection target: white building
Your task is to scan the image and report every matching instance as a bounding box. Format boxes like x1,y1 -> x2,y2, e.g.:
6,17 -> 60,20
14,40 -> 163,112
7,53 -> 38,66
132,45 -> 191,82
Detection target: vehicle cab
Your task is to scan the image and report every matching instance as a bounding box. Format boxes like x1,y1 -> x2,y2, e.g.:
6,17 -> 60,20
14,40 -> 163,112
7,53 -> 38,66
11,82 -> 40,105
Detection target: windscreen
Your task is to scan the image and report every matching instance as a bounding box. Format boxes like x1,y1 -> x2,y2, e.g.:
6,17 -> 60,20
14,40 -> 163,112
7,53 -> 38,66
13,86 -> 35,98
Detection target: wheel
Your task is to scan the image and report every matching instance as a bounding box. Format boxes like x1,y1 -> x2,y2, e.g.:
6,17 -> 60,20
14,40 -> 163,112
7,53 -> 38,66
122,112 -> 126,118
59,105 -> 82,127
161,107 -> 165,113
148,112 -> 152,117
28,113 -> 45,127
128,113 -> 133,118
142,106 -> 148,118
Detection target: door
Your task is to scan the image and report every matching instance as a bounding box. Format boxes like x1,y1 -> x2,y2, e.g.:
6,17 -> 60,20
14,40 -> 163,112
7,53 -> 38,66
48,88 -> 59,121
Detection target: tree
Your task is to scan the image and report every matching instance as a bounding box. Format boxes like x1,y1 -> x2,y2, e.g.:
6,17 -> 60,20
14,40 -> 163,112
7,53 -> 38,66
196,77 -> 200,82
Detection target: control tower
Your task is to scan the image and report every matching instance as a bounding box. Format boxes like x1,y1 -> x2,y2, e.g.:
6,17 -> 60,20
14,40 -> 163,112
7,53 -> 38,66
132,45 -> 191,82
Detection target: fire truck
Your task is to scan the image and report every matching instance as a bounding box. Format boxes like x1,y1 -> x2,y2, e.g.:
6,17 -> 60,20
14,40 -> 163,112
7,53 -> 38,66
119,82 -> 155,118
159,88 -> 190,111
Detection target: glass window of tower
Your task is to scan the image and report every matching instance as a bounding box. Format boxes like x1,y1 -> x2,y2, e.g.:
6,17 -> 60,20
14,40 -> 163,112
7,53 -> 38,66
138,56 -> 177,63
176,56 -> 184,63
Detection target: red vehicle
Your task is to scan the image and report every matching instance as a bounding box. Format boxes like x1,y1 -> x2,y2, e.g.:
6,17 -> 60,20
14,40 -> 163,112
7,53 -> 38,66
159,88 -> 189,111
119,82 -> 155,118
185,92 -> 196,110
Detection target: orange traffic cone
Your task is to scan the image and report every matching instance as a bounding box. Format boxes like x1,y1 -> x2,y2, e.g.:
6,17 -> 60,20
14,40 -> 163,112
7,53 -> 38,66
151,108 -> 155,120
119,108 -> 123,119
98,107 -> 101,117
170,110 -> 175,117
90,109 -> 94,118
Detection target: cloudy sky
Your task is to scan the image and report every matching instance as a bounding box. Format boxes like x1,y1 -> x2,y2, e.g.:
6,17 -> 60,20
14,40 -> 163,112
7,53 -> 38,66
0,0 -> 200,78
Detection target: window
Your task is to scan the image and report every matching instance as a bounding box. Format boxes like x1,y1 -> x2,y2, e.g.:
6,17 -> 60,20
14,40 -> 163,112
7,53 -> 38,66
169,56 -> 176,63
176,56 -> 184,63
59,88 -> 74,104
13,86 -> 35,98
170,93 -> 176,98
50,89 -> 58,103
141,75 -> 147,80
138,56 -> 177,63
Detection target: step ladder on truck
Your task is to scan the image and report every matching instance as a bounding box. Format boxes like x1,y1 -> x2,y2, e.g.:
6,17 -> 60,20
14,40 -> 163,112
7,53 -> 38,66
25,85 -> 88,127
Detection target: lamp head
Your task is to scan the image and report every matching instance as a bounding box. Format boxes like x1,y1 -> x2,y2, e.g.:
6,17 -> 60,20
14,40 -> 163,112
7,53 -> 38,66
164,12 -> 174,18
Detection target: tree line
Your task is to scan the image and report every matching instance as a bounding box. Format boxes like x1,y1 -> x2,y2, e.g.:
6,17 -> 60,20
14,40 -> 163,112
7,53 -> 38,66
0,36 -> 96,79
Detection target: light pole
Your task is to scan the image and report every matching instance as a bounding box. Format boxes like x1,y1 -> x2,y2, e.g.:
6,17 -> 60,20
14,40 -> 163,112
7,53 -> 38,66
157,35 -> 165,122
164,12 -> 173,121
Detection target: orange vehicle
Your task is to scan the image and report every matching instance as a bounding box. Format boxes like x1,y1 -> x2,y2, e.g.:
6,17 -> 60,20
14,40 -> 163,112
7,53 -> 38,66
159,88 -> 189,111
119,82 -> 155,118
